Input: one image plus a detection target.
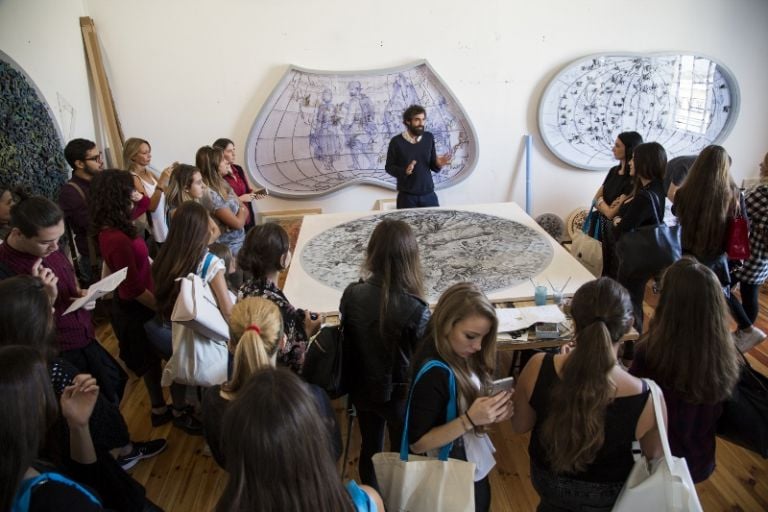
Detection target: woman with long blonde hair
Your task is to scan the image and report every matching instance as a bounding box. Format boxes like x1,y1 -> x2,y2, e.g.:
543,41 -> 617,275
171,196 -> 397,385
407,282 -> 512,512
511,278 -> 664,511
674,145 -> 764,348
201,297 -> 340,468
122,138 -> 174,246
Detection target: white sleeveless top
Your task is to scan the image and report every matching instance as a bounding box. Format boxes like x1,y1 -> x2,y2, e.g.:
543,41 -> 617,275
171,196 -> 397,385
134,171 -> 169,243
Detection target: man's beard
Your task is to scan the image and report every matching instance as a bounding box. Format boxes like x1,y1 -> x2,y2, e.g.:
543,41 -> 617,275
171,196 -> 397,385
407,125 -> 424,136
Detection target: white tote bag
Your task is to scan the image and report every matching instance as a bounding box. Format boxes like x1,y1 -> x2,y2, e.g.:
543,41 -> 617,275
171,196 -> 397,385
612,379 -> 703,512
373,360 -> 475,512
170,255 -> 229,342
570,229 -> 603,277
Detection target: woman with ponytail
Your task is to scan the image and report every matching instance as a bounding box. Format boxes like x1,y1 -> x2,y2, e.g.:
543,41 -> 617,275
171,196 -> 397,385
511,278 -> 665,511
202,297 -> 341,468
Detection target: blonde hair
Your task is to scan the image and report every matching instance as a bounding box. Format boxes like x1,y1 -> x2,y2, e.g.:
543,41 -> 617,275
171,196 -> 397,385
421,282 -> 497,431
123,137 -> 150,174
165,164 -> 202,211
223,298 -> 284,397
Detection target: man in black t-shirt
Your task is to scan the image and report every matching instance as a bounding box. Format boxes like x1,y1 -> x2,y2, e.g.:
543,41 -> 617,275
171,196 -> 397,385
385,105 -> 452,208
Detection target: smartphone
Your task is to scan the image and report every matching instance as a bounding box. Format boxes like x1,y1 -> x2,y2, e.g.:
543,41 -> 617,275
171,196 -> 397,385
486,376 -> 515,396
253,187 -> 269,196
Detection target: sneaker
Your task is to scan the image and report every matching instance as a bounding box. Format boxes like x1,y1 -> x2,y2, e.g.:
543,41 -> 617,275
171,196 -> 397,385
172,410 -> 204,436
118,439 -> 168,471
734,326 -> 767,353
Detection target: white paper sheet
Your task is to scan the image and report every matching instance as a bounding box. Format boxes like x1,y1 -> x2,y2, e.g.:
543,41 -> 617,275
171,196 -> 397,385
63,267 -> 128,315
496,305 -> 566,333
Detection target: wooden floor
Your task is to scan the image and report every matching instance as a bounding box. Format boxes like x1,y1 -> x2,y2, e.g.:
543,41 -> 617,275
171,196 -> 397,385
98,284 -> 768,511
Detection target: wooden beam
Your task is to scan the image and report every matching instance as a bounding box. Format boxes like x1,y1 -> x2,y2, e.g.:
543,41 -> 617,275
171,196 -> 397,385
79,16 -> 124,168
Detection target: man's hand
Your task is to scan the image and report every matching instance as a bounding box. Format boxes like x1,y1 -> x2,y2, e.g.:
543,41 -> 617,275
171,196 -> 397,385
31,258 -> 58,304
436,153 -> 452,168
405,160 -> 417,176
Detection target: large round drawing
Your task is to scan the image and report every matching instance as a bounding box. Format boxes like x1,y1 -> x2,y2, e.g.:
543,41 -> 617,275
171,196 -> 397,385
245,61 -> 478,198
300,209 -> 553,301
538,53 -> 739,171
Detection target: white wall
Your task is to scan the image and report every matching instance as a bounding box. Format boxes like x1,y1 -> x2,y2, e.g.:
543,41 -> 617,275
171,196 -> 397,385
0,0 -> 94,146
4,0 -> 767,218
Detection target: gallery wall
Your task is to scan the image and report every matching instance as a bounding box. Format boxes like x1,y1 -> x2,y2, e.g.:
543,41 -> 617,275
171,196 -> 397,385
2,0 -> 767,219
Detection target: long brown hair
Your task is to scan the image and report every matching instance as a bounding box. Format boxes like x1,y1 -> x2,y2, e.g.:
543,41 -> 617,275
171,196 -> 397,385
0,346 -> 58,512
195,145 -> 230,199
222,297 -> 284,398
541,277 -> 634,474
641,257 -> 740,403
418,282 -> 497,431
152,201 -> 212,318
363,218 -> 425,325
675,145 -> 740,260
216,368 -> 354,512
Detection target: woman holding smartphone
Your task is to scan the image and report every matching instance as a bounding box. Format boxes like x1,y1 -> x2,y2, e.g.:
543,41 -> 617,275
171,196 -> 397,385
407,282 -> 512,512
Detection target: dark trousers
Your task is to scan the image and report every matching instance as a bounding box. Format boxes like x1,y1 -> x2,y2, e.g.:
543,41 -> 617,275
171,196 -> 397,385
110,298 -> 165,409
352,396 -> 406,490
532,462 -> 622,512
143,316 -> 194,408
396,190 -> 439,209
475,476 -> 491,512
729,281 -> 761,330
60,341 -> 127,406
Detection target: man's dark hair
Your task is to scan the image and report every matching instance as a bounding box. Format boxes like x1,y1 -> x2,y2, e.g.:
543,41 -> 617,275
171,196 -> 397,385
403,105 -> 426,123
9,196 -> 63,237
64,138 -> 96,169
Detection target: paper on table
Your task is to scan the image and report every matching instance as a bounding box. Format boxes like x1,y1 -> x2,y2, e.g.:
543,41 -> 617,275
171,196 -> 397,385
63,267 -> 128,315
496,305 -> 566,333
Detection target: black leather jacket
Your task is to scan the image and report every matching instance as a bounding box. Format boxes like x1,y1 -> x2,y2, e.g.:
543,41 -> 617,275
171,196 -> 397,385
339,277 -> 430,403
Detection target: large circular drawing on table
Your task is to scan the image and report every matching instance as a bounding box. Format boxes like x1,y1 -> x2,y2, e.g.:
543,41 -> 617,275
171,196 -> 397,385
300,209 -> 553,301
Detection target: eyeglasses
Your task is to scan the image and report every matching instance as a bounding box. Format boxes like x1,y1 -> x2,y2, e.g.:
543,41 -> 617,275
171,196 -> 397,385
84,152 -> 103,162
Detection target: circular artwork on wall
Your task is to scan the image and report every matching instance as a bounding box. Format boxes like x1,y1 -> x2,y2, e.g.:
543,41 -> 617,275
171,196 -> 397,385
0,51 -> 67,199
538,53 -> 739,171
244,60 -> 478,198
300,209 -> 553,301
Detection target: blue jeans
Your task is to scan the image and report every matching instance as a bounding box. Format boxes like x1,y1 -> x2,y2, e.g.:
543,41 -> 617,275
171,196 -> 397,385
531,462 -> 623,512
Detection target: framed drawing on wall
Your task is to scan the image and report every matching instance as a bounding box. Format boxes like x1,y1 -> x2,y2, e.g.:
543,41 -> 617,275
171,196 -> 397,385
538,52 -> 739,171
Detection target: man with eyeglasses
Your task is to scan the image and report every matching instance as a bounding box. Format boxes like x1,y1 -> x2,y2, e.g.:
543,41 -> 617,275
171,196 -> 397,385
59,138 -> 103,284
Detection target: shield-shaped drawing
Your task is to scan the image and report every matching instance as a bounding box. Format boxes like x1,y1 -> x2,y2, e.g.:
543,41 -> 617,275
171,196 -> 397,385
244,60 -> 479,198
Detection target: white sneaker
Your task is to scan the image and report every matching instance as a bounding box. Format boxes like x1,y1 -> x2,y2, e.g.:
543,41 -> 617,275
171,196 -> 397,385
734,326 -> 767,353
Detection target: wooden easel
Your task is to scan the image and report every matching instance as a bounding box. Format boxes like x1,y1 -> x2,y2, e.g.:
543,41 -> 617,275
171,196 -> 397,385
79,16 -> 124,168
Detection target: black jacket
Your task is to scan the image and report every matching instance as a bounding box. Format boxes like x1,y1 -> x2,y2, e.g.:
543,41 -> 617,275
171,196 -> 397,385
339,277 -> 430,403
